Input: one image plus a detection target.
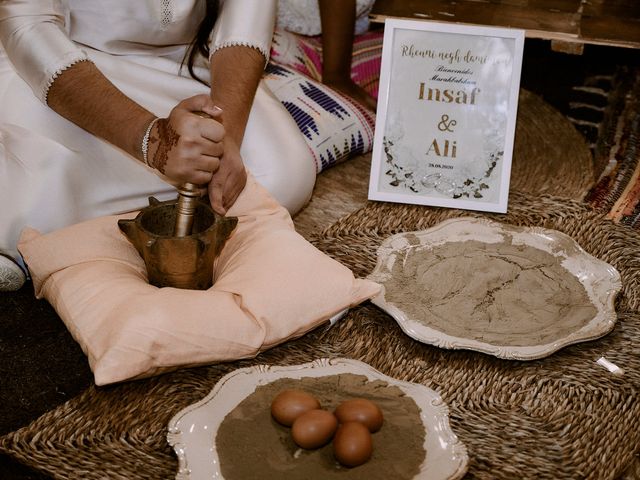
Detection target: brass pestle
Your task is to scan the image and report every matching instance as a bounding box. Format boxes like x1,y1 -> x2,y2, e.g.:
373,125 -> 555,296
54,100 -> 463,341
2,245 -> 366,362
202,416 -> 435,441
117,111 -> 237,290
173,182 -> 200,237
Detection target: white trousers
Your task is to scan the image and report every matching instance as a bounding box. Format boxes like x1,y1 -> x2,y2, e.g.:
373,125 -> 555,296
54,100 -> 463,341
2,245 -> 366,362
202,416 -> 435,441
0,46 -> 316,262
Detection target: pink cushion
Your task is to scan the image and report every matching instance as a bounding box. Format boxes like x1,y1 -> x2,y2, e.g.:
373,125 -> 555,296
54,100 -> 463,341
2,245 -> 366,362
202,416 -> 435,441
18,175 -> 380,385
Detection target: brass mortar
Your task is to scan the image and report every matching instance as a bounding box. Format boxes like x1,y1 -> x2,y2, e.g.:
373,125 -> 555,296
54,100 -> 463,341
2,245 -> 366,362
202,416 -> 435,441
118,195 -> 237,290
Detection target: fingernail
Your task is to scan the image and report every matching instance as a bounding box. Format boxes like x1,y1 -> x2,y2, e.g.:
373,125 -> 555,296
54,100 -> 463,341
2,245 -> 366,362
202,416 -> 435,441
207,105 -> 223,115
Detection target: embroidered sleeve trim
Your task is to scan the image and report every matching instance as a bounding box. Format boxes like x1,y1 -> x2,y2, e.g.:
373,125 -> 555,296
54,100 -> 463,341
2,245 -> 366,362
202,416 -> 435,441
210,40 -> 270,67
42,51 -> 91,105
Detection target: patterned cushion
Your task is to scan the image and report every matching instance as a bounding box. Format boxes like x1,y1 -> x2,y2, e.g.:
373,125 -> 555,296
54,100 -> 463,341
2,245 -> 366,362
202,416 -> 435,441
264,62 -> 375,173
266,28 -> 382,173
270,28 -> 383,100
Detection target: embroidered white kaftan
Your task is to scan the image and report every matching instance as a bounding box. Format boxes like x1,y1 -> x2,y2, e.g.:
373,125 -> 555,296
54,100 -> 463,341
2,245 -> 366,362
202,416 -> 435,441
0,0 -> 316,262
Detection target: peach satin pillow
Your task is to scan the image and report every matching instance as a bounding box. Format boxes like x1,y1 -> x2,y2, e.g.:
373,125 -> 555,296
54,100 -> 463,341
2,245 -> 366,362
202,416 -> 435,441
18,175 -> 380,385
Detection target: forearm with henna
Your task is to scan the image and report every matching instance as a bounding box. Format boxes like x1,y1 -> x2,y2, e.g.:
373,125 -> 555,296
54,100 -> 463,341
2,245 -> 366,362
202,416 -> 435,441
46,60 -> 155,160
47,60 -> 224,188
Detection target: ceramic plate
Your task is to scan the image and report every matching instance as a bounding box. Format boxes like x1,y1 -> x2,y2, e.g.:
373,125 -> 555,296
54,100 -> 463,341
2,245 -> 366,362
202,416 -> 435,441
167,358 -> 468,480
367,217 -> 622,360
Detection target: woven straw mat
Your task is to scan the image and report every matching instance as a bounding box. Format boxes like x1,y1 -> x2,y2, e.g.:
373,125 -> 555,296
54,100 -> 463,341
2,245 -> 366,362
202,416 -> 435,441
1,191 -> 639,480
510,90 -> 596,199
309,191 -> 640,480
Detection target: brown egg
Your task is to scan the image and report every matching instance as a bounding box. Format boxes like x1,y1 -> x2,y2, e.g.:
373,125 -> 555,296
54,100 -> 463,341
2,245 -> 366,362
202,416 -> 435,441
333,421 -> 373,467
291,409 -> 338,449
334,398 -> 384,432
271,389 -> 321,426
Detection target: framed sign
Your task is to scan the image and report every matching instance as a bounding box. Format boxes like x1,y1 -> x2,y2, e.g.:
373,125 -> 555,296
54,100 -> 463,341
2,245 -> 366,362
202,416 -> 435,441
368,19 -> 525,213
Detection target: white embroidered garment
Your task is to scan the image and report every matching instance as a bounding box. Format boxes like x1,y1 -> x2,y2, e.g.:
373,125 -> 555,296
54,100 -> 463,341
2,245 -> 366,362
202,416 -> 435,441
276,0 -> 375,36
0,0 -> 316,262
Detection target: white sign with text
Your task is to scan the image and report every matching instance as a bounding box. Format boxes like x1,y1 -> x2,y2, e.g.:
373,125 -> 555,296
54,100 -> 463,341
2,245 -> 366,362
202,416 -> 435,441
369,20 -> 524,213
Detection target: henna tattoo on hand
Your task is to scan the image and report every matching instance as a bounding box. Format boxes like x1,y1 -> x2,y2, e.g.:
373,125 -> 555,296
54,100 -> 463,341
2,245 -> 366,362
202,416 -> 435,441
148,118 -> 180,175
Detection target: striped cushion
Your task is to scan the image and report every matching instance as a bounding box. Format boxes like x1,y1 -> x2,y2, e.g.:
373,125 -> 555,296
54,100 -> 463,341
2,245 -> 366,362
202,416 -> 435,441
270,28 -> 383,99
266,28 -> 382,173
264,61 -> 375,173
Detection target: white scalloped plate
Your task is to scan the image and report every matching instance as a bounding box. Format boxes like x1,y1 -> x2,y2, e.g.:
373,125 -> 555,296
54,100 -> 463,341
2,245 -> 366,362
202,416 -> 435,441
167,358 -> 468,480
367,217 -> 622,360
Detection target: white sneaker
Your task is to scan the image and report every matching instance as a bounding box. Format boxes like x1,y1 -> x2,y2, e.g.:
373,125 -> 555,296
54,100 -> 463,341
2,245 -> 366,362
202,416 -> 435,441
0,254 -> 26,292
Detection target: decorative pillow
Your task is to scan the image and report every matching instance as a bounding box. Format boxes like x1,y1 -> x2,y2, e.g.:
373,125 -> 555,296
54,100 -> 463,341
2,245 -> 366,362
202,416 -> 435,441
263,62 -> 375,173
17,174 -> 381,385
270,28 -> 383,100
265,29 -> 382,173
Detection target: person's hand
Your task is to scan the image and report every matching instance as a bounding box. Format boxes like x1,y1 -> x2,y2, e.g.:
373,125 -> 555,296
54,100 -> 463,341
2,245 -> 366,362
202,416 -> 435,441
146,94 -> 224,186
323,78 -> 377,112
207,136 -> 247,215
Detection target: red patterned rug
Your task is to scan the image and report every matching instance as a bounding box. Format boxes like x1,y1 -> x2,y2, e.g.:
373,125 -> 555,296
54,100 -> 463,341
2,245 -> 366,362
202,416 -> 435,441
585,67 -> 640,229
